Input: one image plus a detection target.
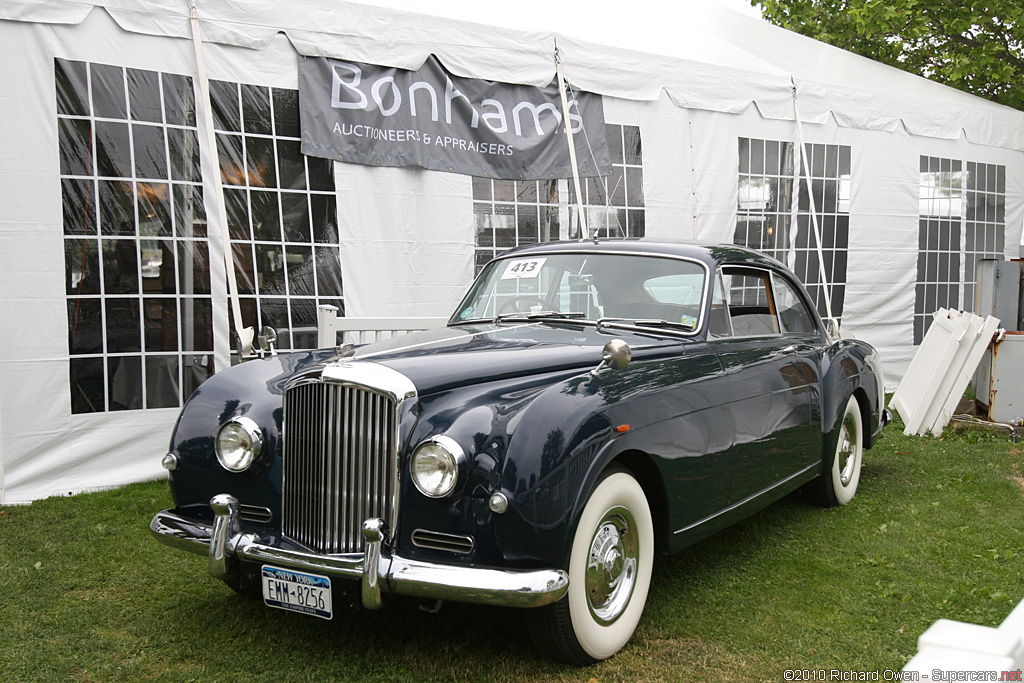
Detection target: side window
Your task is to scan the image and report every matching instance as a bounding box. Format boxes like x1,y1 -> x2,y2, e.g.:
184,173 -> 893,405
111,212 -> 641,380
708,272 -> 732,338
774,276 -> 817,335
720,268 -> 779,337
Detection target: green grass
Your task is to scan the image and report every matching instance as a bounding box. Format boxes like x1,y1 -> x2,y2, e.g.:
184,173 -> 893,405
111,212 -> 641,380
1,415 -> 1021,683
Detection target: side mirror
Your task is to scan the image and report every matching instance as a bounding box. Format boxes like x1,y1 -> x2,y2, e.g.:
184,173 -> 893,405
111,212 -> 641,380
258,326 -> 278,355
590,339 -> 631,378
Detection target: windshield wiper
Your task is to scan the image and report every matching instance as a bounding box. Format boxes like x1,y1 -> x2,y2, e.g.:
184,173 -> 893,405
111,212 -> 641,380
494,311 -> 586,324
597,317 -> 697,334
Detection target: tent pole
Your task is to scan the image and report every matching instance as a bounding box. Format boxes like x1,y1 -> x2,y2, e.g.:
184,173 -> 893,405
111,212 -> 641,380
190,1 -> 254,360
555,49 -> 589,240
791,79 -> 835,326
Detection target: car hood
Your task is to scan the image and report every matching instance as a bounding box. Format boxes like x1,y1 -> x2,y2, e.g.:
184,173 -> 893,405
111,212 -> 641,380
324,322 -> 685,396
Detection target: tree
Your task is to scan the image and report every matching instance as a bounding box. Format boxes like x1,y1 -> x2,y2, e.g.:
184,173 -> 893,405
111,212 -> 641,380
753,0 -> 1024,110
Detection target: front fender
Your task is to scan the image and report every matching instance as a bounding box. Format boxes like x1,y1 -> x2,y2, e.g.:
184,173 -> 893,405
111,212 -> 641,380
394,367 -> 617,569
492,372 -> 619,568
487,347 -> 721,569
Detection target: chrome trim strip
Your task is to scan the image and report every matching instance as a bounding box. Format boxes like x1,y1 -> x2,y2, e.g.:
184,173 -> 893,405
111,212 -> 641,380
333,324 -> 537,365
672,462 -> 819,535
318,361 -> 416,402
151,508 -> 568,609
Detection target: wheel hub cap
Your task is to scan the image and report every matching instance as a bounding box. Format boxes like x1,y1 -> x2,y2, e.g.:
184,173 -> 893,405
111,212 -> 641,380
838,417 -> 859,485
585,506 -> 639,625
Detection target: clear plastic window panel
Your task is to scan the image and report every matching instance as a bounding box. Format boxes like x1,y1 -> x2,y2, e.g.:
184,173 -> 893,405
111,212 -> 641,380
734,138 -> 850,322
964,162 -> 1006,316
471,124 -> 646,276
57,59 -> 213,413
472,178 -> 560,276
567,124 -> 645,241
210,80 -> 343,353
914,157 -> 1005,344
735,138 -> 795,263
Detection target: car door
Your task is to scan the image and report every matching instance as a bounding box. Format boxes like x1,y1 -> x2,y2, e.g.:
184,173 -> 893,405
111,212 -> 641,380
708,266 -> 822,505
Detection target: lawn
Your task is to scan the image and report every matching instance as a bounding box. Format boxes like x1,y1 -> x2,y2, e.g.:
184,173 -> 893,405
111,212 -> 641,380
1,415 -> 1021,682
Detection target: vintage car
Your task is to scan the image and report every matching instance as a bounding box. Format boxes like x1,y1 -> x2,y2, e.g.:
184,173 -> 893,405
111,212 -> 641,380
151,240 -> 887,664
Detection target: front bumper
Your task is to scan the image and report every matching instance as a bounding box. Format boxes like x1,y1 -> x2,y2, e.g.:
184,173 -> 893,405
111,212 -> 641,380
150,494 -> 569,610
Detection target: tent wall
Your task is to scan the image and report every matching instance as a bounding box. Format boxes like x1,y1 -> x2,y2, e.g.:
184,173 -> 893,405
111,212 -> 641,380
682,106 -> 1024,376
0,15 -> 206,503
1,3 -> 1023,502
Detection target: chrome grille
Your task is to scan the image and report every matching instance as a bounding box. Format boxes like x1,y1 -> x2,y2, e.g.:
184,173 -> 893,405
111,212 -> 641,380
282,381 -> 398,555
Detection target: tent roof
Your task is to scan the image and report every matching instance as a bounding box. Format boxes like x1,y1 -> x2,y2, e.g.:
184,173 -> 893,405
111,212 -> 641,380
5,0 -> 1024,150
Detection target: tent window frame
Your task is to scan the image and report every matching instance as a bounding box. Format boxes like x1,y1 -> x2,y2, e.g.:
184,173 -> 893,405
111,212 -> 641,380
57,58 -> 214,414
209,80 -> 344,354
734,137 -> 850,322
915,156 -> 1006,344
471,123 -> 645,275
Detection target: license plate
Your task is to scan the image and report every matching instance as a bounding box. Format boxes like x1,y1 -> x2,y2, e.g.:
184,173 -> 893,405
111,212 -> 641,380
261,565 -> 332,620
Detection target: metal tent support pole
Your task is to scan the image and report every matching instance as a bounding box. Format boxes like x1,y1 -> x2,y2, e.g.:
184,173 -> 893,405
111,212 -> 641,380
190,1 -> 254,360
555,49 -> 589,241
792,79 -> 836,326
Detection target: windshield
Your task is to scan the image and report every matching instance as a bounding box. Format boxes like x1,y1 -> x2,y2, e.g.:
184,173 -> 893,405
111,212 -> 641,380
453,252 -> 708,333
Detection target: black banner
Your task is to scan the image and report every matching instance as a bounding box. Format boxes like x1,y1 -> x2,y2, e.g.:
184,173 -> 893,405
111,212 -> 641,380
298,55 -> 611,180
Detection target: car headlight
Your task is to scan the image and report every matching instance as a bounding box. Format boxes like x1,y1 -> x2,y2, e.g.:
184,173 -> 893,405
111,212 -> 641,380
215,416 -> 263,472
410,435 -> 465,498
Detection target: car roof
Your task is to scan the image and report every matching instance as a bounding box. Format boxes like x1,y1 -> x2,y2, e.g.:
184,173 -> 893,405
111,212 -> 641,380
493,239 -> 787,272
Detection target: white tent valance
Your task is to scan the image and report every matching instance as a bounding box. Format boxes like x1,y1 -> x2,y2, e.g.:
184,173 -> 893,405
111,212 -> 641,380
4,0 -> 1023,151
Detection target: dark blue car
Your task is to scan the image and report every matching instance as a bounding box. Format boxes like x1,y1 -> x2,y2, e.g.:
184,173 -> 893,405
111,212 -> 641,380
152,240 -> 887,664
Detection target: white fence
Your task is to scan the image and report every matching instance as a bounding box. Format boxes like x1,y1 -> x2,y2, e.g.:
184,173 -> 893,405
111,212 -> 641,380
903,597 -> 1024,676
316,305 -> 448,348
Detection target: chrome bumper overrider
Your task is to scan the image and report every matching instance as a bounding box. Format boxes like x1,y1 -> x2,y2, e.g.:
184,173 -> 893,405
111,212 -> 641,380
150,494 -> 569,610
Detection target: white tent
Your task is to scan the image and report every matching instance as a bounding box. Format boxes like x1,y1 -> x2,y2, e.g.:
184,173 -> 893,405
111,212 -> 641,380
1,0 -> 1022,503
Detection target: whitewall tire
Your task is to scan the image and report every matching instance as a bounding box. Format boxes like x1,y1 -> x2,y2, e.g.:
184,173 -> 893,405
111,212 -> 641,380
528,468 -> 654,664
826,395 -> 863,506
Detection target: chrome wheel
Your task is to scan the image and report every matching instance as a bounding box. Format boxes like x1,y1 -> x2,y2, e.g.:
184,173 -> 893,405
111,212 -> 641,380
585,506 -> 639,625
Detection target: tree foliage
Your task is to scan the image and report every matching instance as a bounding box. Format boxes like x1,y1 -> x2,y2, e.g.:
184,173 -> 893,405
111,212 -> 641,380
753,0 -> 1024,110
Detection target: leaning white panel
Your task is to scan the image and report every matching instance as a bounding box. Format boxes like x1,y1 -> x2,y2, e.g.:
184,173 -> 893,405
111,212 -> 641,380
890,308 -> 1001,436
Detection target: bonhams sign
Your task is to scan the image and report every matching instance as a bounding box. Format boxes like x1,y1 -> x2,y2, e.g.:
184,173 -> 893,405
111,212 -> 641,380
298,55 -> 611,180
